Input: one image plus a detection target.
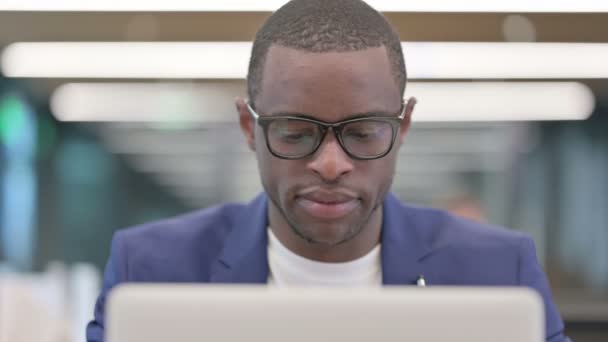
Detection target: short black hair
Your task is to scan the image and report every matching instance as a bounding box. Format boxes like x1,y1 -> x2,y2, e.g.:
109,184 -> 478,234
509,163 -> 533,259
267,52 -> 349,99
247,0 -> 406,104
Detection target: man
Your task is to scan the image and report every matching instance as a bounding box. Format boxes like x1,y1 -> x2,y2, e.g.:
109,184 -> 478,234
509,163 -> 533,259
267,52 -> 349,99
87,0 -> 569,341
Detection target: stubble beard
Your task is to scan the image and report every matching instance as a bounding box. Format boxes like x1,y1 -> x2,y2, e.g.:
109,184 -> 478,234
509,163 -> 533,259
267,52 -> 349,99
267,190 -> 384,246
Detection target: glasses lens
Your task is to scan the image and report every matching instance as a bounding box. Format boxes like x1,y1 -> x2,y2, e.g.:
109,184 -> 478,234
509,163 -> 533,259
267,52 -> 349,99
341,120 -> 394,157
267,119 -> 321,157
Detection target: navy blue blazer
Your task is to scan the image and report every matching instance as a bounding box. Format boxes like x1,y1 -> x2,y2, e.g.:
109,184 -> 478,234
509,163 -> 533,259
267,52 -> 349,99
87,193 -> 568,342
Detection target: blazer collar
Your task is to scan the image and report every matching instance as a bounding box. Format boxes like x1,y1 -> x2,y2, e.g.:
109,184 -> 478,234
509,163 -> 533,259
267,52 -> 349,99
210,193 -> 269,283
210,192 -> 433,285
380,193 -> 433,285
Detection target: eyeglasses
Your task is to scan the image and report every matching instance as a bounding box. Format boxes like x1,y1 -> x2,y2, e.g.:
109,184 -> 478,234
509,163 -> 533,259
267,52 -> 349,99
246,99 -> 409,160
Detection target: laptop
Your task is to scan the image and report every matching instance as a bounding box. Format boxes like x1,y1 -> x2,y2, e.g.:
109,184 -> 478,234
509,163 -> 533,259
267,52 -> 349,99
106,285 -> 544,342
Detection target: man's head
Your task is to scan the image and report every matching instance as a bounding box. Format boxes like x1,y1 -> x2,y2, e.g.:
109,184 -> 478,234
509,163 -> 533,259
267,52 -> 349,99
246,0 -> 406,105
236,0 -> 416,251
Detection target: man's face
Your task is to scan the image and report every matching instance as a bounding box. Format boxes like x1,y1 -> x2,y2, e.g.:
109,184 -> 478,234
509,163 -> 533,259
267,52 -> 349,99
238,45 -> 413,245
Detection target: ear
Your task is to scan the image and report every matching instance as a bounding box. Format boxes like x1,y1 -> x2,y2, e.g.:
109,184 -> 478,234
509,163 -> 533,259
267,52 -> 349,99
397,97 -> 416,146
236,97 -> 256,151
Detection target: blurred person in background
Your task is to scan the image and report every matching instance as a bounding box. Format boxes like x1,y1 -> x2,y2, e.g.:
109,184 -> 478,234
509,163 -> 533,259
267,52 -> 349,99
443,194 -> 488,223
87,0 -> 569,341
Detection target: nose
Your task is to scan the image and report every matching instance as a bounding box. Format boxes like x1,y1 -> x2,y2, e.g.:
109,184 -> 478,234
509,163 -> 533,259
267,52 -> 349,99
307,130 -> 354,182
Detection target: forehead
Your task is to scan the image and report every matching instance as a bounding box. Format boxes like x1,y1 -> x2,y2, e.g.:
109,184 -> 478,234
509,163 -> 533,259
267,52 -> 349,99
256,45 -> 401,119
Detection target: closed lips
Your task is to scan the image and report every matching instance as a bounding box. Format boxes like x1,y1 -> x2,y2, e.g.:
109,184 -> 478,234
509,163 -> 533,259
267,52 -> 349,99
298,190 -> 358,204
296,189 -> 360,219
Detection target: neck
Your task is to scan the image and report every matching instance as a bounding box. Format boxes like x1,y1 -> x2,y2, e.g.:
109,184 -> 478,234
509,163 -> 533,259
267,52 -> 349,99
268,203 -> 383,263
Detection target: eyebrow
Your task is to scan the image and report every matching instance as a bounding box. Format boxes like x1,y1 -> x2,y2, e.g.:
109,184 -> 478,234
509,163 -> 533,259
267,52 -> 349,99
266,109 -> 399,121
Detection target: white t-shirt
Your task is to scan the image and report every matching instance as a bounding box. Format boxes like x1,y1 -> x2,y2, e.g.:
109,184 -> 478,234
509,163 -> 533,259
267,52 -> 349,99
267,228 -> 382,287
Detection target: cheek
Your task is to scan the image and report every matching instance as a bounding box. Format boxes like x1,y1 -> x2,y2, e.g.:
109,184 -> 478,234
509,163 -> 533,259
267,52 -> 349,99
255,144 -> 301,196
254,127 -> 308,185
254,128 -> 276,179
383,151 -> 400,179
254,126 -> 266,152
359,155 -> 399,191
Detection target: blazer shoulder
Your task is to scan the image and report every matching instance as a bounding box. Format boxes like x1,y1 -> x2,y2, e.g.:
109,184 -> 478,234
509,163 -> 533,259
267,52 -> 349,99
398,202 -> 534,285
117,202 -> 243,244
112,202 -> 247,281
401,202 -> 529,251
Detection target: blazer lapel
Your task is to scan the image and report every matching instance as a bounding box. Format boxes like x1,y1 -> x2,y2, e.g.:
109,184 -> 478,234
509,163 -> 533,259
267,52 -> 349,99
381,193 -> 433,286
209,192 -> 435,286
209,193 -> 269,284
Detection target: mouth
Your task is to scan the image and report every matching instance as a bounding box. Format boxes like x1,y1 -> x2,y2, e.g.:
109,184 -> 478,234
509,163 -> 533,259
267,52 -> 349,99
295,188 -> 360,220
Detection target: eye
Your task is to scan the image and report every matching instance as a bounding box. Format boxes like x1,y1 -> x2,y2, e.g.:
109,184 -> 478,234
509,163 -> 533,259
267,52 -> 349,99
269,119 -> 318,144
343,127 -> 378,141
345,130 -> 373,139
280,131 -> 314,142
343,121 -> 392,141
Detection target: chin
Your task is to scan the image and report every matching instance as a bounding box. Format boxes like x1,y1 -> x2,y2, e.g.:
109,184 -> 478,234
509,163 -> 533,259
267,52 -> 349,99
293,223 -> 360,246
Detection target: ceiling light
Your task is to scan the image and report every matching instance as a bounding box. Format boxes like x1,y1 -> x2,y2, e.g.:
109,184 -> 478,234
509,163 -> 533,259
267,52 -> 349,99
50,81 -> 595,122
4,42 -> 608,80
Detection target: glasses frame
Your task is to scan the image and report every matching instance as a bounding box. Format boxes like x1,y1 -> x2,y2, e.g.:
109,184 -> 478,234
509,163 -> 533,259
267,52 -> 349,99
246,99 -> 409,160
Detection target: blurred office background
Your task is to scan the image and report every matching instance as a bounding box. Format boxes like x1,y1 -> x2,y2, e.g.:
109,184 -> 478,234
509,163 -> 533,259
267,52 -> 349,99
0,1 -> 607,341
